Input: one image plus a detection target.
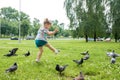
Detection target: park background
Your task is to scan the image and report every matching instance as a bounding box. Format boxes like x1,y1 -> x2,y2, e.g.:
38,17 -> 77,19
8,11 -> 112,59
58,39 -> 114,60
0,0 -> 120,80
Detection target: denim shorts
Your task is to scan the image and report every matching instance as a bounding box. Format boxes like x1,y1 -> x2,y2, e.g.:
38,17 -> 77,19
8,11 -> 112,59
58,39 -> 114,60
35,40 -> 47,47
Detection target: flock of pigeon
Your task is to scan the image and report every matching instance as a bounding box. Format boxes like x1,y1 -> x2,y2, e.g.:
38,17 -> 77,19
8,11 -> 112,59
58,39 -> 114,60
4,48 -> 30,73
4,48 -> 120,80
55,51 -> 89,80
4,48 -> 30,57
55,50 -> 120,80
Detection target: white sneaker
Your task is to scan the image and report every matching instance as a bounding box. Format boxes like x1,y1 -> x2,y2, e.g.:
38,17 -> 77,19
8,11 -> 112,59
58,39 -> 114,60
35,59 -> 40,62
55,50 -> 60,54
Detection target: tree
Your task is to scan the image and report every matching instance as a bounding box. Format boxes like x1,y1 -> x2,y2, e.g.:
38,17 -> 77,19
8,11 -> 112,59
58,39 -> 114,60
64,0 -> 108,42
20,19 -> 30,38
0,7 -> 19,37
0,7 -> 32,38
50,20 -> 68,37
32,18 -> 41,35
20,12 -> 31,38
109,0 -> 120,42
86,0 -> 107,42
1,7 -> 19,21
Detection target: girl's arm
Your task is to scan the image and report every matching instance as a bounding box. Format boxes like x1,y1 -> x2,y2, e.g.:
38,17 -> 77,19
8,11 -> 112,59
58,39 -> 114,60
47,29 -> 58,35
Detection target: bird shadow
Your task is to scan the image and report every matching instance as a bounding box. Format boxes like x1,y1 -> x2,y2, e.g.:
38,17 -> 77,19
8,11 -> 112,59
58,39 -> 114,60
77,64 -> 83,67
5,72 -> 16,75
56,72 -> 65,77
57,73 -> 74,79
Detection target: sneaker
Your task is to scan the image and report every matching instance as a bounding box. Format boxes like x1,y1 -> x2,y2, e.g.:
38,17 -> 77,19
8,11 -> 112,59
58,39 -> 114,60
55,50 -> 60,54
35,59 -> 40,63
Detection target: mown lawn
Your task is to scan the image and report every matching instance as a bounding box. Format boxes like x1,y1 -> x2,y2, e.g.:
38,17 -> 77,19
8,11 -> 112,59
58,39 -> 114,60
0,40 -> 120,80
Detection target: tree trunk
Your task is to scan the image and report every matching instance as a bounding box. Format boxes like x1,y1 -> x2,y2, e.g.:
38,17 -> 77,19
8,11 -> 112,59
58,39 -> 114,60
85,34 -> 88,42
115,33 -> 118,42
94,32 -> 96,42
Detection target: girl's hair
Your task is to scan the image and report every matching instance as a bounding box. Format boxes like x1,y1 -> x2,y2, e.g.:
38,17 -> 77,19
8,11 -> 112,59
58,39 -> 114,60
44,18 -> 51,25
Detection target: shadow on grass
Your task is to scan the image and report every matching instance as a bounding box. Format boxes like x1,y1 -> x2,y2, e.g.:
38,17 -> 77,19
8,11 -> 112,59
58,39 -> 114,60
85,71 -> 100,76
56,73 -> 74,80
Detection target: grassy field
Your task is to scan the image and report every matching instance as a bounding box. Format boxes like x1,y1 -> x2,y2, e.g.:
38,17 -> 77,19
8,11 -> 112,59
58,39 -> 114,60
0,40 -> 120,80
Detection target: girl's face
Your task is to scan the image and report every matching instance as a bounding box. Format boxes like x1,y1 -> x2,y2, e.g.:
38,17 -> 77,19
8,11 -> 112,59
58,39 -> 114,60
44,24 -> 51,29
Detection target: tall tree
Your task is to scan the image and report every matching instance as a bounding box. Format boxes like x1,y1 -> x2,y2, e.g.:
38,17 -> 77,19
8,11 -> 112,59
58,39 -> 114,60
0,7 -> 31,38
86,0 -> 107,41
32,18 -> 41,35
0,7 -> 19,37
109,0 -> 120,42
64,0 -> 108,42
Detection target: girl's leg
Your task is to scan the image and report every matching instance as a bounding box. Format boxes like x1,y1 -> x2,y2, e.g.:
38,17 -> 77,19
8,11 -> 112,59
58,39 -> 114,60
45,43 -> 59,54
36,47 -> 43,62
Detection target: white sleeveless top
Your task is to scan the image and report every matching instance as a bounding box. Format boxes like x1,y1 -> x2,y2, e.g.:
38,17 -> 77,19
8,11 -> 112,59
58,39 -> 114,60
35,27 -> 48,41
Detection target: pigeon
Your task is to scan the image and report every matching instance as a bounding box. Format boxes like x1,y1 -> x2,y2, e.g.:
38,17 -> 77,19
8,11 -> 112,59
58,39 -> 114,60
81,51 -> 89,55
83,53 -> 90,60
4,53 -> 13,57
106,50 -> 120,58
23,51 -> 30,57
106,52 -> 113,57
55,64 -> 68,74
73,72 -> 85,80
4,48 -> 18,57
111,50 -> 120,57
9,48 -> 18,55
111,57 -> 116,64
73,58 -> 84,65
6,62 -> 18,73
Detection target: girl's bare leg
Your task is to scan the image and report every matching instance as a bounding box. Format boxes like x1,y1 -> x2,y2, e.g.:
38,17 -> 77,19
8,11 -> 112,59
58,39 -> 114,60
45,43 -> 59,54
36,47 -> 43,62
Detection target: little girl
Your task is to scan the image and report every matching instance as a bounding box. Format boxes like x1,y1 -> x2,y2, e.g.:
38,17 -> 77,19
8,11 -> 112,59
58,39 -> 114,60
35,18 -> 59,62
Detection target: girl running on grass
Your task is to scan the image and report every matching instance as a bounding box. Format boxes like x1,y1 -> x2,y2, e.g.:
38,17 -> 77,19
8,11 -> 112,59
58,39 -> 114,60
35,18 -> 60,62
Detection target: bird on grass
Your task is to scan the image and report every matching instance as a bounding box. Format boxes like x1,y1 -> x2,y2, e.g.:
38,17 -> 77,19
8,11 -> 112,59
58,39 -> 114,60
81,51 -> 89,55
83,53 -> 90,60
111,57 -> 116,64
106,50 -> 120,58
55,64 -> 68,74
4,48 -> 18,57
73,58 -> 84,65
73,72 -> 85,80
6,62 -> 18,73
23,51 -> 30,57
4,53 -> 14,57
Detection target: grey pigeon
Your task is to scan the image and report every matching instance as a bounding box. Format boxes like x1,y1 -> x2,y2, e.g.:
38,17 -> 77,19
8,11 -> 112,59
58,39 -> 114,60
81,51 -> 89,55
73,72 -> 85,80
4,48 -> 18,57
23,51 -> 30,57
55,64 -> 68,74
106,52 -> 113,57
107,50 -> 120,58
73,58 -> 84,65
6,62 -> 18,73
83,53 -> 90,60
111,57 -> 116,64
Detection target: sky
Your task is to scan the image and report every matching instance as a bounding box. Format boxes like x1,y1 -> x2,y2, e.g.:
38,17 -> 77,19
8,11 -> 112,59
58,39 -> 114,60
0,0 -> 69,28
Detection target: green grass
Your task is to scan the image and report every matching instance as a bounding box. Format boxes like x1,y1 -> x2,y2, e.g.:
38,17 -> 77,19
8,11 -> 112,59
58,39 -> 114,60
0,40 -> 120,80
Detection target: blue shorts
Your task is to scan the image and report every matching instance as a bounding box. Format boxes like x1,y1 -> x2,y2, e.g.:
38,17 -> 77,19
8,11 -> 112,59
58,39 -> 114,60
35,40 -> 47,47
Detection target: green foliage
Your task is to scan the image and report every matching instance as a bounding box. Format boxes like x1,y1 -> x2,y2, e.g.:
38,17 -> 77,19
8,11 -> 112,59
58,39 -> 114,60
21,19 -> 30,38
0,7 -> 19,37
0,7 -> 70,38
50,20 -> 71,37
0,40 -> 120,79
108,0 -> 120,42
32,18 -> 41,36
1,7 -> 19,21
64,0 -> 110,42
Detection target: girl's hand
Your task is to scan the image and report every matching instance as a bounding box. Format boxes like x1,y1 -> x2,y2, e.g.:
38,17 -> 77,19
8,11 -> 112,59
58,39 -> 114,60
54,28 -> 58,33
